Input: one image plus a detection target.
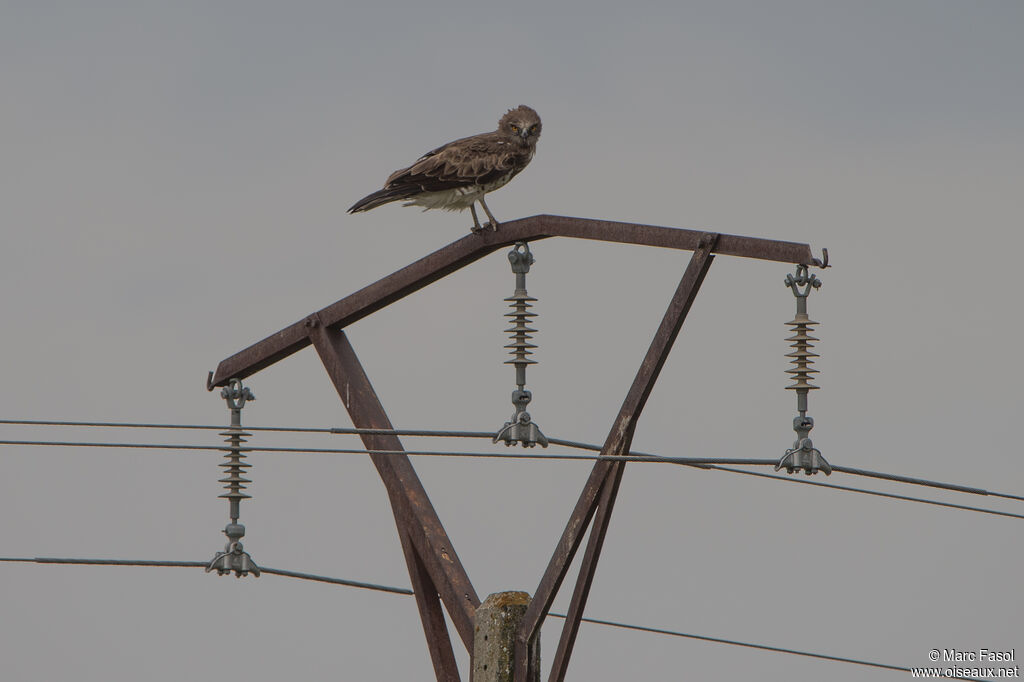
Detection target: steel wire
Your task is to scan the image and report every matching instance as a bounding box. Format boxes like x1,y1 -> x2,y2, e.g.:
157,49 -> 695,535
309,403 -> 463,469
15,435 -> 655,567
4,419 -> 1022,502
0,557 -> 412,594
0,438 -> 774,466
546,613 -> 983,680
0,556 -> 979,680
3,427 -> 1024,519
0,419 -> 496,440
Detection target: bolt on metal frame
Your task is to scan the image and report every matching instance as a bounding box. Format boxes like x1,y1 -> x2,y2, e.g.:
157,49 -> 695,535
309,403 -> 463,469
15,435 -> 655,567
208,214 -> 824,682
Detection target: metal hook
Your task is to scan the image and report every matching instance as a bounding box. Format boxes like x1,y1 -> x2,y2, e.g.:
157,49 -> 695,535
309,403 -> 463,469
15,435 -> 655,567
810,247 -> 829,269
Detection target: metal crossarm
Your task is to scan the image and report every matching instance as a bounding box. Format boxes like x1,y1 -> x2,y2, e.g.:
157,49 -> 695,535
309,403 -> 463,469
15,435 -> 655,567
209,215 -> 816,388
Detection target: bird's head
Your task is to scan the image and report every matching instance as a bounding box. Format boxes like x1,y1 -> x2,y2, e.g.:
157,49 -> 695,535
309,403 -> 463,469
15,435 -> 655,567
499,105 -> 541,147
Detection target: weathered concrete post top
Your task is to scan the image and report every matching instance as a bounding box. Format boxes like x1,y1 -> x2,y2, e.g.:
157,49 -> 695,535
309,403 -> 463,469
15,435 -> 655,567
472,592 -> 539,682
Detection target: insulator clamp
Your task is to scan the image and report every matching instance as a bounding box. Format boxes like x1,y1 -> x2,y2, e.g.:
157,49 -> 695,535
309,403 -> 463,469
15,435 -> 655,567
206,522 -> 261,578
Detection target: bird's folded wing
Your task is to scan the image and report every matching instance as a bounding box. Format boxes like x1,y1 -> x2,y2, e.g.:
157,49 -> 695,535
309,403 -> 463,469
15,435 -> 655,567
385,135 -> 517,191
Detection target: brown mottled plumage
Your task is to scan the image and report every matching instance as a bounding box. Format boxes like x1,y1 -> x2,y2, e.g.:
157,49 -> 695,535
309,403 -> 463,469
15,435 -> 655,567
348,105 -> 541,233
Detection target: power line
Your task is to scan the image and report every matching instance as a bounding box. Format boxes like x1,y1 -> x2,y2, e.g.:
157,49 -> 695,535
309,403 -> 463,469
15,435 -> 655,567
3,439 -> 1023,521
257,566 -> 412,593
0,418 -> 330,432
0,557 -> 412,595
545,613 -> 984,681
0,438 -> 775,466
703,465 -> 1024,520
0,556 -> 981,680
0,419 -> 497,440
4,419 -> 1022,502
1,557 -> 207,568
830,464 -> 1024,502
554,437 -> 1024,503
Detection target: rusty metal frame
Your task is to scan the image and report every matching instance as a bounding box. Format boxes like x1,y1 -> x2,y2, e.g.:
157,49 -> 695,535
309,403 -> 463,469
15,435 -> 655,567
209,215 -> 817,682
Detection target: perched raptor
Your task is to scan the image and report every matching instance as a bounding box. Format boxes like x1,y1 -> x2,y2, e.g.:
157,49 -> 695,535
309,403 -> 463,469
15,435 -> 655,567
348,105 -> 541,233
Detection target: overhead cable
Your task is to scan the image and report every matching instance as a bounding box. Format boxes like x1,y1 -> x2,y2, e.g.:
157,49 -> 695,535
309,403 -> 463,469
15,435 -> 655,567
0,557 -> 412,595
0,556 -> 979,680
4,419 -> 1022,502
546,613 -> 983,681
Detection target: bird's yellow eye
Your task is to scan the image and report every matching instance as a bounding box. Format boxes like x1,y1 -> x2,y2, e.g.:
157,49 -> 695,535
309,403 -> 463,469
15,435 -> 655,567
510,124 -> 520,132
529,125 -> 537,134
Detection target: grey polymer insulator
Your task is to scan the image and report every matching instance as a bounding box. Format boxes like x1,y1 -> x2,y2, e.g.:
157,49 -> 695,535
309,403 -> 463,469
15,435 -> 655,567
207,378 -> 261,577
494,242 -> 548,448
776,265 -> 831,476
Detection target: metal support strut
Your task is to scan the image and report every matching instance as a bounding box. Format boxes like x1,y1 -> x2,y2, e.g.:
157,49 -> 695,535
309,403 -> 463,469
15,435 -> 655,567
494,241 -> 548,448
776,265 -> 830,475
207,378 -> 261,577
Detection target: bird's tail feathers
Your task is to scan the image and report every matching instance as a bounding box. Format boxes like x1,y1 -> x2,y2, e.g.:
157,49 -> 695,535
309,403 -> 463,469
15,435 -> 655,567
348,187 -> 415,213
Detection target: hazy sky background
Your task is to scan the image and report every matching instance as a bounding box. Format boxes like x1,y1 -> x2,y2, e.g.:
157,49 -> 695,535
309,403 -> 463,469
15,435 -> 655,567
2,2 -> 1022,680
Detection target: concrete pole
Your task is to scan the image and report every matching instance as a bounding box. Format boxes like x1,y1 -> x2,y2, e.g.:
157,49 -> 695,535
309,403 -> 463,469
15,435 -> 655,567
472,592 -> 539,682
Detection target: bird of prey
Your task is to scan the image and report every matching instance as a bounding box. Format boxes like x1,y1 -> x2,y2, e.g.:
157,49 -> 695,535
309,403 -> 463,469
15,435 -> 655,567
348,105 -> 541,233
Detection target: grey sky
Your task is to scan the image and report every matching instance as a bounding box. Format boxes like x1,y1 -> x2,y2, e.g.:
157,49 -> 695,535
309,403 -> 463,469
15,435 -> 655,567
2,2 -> 1022,680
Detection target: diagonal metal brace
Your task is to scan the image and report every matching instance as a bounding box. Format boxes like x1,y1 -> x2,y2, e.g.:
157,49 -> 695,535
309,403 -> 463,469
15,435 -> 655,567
515,233 -> 720,682
309,322 -> 479,665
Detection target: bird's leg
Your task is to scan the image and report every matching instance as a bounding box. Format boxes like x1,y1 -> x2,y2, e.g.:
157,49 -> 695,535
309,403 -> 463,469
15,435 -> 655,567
478,196 -> 500,231
469,204 -> 484,234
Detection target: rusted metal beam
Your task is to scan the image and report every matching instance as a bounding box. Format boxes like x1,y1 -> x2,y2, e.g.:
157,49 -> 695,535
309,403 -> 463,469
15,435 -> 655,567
211,216 -> 813,387
514,234 -> 719,681
512,460 -> 611,682
519,215 -> 811,264
402,532 -> 462,682
310,323 -> 480,652
546,462 -> 625,682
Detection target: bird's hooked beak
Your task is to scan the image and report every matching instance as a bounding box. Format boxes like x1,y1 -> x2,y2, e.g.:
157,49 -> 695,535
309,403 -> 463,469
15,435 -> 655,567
519,128 -> 531,141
